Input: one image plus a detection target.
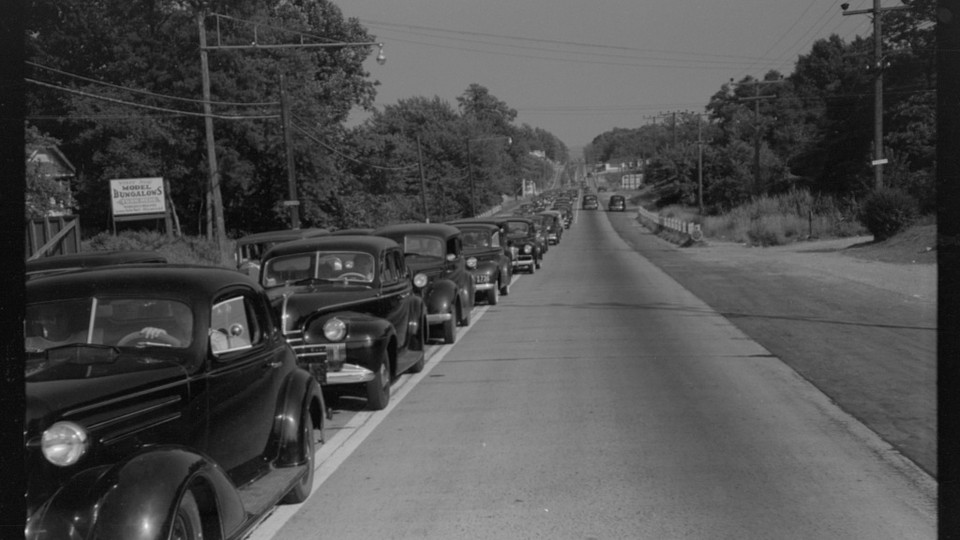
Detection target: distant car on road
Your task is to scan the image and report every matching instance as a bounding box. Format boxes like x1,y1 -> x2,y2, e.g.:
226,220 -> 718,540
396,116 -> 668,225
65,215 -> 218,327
25,265 -> 324,540
539,211 -> 565,245
582,194 -> 599,210
260,235 -> 427,410
608,194 -> 627,212
502,216 -> 544,273
374,223 -> 475,344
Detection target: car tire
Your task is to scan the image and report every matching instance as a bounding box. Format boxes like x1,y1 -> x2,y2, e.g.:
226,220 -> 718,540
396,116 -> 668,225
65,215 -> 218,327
458,299 -> 471,327
529,262 -> 536,274
488,284 -> 499,305
366,352 -> 391,410
500,278 -> 510,296
535,257 -> 542,270
442,314 -> 456,344
170,491 -> 203,540
281,411 -> 317,504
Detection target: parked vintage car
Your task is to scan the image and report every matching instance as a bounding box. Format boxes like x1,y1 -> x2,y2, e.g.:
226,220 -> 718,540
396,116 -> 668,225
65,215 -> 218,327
235,228 -> 329,277
502,216 -> 544,273
259,235 -> 427,410
582,194 -> 599,210
608,194 -> 627,212
373,223 -> 475,344
539,211 -> 565,245
448,221 -> 512,305
24,265 -> 324,540
25,250 -> 168,280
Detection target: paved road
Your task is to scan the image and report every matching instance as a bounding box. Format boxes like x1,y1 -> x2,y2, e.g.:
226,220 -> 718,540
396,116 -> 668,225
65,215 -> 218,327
251,206 -> 935,539
607,210 -> 937,477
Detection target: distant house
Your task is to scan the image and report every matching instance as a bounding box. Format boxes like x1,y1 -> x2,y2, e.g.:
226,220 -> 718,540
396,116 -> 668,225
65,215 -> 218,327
27,145 -> 76,216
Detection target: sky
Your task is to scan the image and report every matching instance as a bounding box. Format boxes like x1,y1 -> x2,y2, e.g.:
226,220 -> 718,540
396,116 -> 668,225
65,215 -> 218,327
340,0 -> 875,154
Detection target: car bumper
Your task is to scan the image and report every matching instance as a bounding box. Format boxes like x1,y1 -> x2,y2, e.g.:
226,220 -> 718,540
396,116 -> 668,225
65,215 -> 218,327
513,256 -> 534,269
427,312 -> 453,325
474,282 -> 495,291
325,362 -> 375,385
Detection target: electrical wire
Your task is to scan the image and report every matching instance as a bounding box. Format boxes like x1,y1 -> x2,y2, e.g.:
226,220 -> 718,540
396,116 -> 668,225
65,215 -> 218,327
26,78 -> 281,120
27,61 -> 280,107
292,121 -> 419,172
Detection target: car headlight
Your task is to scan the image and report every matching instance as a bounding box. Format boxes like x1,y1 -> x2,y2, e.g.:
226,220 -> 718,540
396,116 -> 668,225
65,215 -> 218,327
466,257 -> 478,269
42,421 -> 88,467
523,244 -> 533,254
323,317 -> 347,342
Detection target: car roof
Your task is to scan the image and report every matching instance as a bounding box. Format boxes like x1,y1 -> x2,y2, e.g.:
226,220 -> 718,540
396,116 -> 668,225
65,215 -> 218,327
263,234 -> 399,259
26,250 -> 168,276
27,264 -> 254,302
448,222 -> 500,232
373,222 -> 461,239
236,228 -> 330,246
328,228 -> 373,236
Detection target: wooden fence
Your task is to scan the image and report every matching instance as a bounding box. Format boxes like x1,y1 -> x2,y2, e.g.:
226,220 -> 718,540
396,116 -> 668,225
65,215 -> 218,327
637,207 -> 703,241
26,215 -> 81,260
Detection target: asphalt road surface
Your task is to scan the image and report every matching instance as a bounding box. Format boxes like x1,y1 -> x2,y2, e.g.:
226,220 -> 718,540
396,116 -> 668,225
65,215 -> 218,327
250,206 -> 935,539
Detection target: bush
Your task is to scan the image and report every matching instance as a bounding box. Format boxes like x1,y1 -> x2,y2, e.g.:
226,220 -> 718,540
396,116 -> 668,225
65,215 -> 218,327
83,231 -> 230,266
857,188 -> 918,241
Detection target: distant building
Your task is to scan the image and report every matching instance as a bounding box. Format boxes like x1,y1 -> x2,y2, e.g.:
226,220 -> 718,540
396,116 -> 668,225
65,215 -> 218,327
27,145 -> 76,216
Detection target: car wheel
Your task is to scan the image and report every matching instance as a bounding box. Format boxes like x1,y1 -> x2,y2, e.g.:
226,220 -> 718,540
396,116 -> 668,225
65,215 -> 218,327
170,491 -> 203,540
443,312 -> 456,344
366,352 -> 391,410
462,299 -> 472,326
529,262 -> 536,274
535,257 -> 542,270
500,278 -> 510,296
488,284 -> 499,305
281,411 -> 317,504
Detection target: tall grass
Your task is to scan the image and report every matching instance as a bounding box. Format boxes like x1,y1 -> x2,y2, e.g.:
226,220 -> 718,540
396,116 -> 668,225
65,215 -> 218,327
699,189 -> 866,246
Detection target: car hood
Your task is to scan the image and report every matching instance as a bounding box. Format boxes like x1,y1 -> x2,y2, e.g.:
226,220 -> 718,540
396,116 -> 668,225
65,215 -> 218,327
25,363 -> 189,436
270,286 -> 382,331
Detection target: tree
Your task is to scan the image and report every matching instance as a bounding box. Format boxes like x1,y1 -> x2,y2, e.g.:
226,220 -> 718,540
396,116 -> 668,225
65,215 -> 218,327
26,0 -> 379,237
25,125 -> 74,219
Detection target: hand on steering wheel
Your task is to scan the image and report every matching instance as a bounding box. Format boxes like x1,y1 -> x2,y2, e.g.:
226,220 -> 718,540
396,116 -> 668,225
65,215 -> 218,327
117,327 -> 181,347
338,272 -> 368,280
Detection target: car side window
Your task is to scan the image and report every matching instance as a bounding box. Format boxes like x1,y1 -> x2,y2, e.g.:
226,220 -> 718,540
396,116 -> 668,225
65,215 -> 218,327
382,251 -> 398,284
210,295 -> 258,355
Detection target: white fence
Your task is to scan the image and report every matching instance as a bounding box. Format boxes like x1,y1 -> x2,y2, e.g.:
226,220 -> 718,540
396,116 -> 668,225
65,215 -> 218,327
637,207 -> 703,241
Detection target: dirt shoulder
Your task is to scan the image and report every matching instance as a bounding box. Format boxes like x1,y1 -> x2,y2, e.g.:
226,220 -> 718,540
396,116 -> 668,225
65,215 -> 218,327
609,213 -> 937,477
684,229 -> 937,303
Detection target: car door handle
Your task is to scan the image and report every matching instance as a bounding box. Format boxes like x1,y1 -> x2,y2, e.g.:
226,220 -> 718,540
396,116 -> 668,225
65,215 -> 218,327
267,359 -> 283,369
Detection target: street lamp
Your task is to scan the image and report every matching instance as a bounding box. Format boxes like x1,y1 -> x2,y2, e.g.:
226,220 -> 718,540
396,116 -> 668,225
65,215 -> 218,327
466,135 -> 512,216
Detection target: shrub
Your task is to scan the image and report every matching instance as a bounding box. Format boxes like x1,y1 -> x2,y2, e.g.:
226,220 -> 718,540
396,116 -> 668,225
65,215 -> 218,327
83,231 -> 230,266
857,188 -> 918,241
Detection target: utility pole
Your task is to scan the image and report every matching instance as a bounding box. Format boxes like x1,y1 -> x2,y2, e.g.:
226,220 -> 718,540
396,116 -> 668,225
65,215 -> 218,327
417,136 -> 429,222
198,11 -> 384,237
841,1 -> 911,190
197,10 -> 227,259
279,74 -> 299,229
466,138 -> 475,216
734,78 -> 782,195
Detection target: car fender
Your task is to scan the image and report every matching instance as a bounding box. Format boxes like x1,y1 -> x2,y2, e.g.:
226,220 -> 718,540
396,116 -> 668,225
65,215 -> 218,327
424,279 -> 458,315
26,447 -> 245,540
274,368 -> 324,466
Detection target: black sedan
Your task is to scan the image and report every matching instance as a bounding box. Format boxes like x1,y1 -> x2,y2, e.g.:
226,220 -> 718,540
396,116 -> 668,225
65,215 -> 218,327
449,221 -> 513,305
260,235 -> 427,410
25,265 -> 324,540
373,223 -> 475,344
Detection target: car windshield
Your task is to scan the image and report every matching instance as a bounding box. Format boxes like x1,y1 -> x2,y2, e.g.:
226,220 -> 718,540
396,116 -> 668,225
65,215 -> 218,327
506,222 -> 531,236
461,230 -> 499,249
261,251 -> 375,287
402,235 -> 445,259
25,297 -> 195,379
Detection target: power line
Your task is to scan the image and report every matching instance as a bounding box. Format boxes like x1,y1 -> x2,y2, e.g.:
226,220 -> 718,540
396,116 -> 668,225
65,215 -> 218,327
27,61 -> 280,108
25,78 -> 280,120
291,120 -> 418,172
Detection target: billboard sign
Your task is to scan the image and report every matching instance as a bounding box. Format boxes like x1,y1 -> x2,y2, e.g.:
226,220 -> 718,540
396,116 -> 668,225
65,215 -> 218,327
110,177 -> 167,217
